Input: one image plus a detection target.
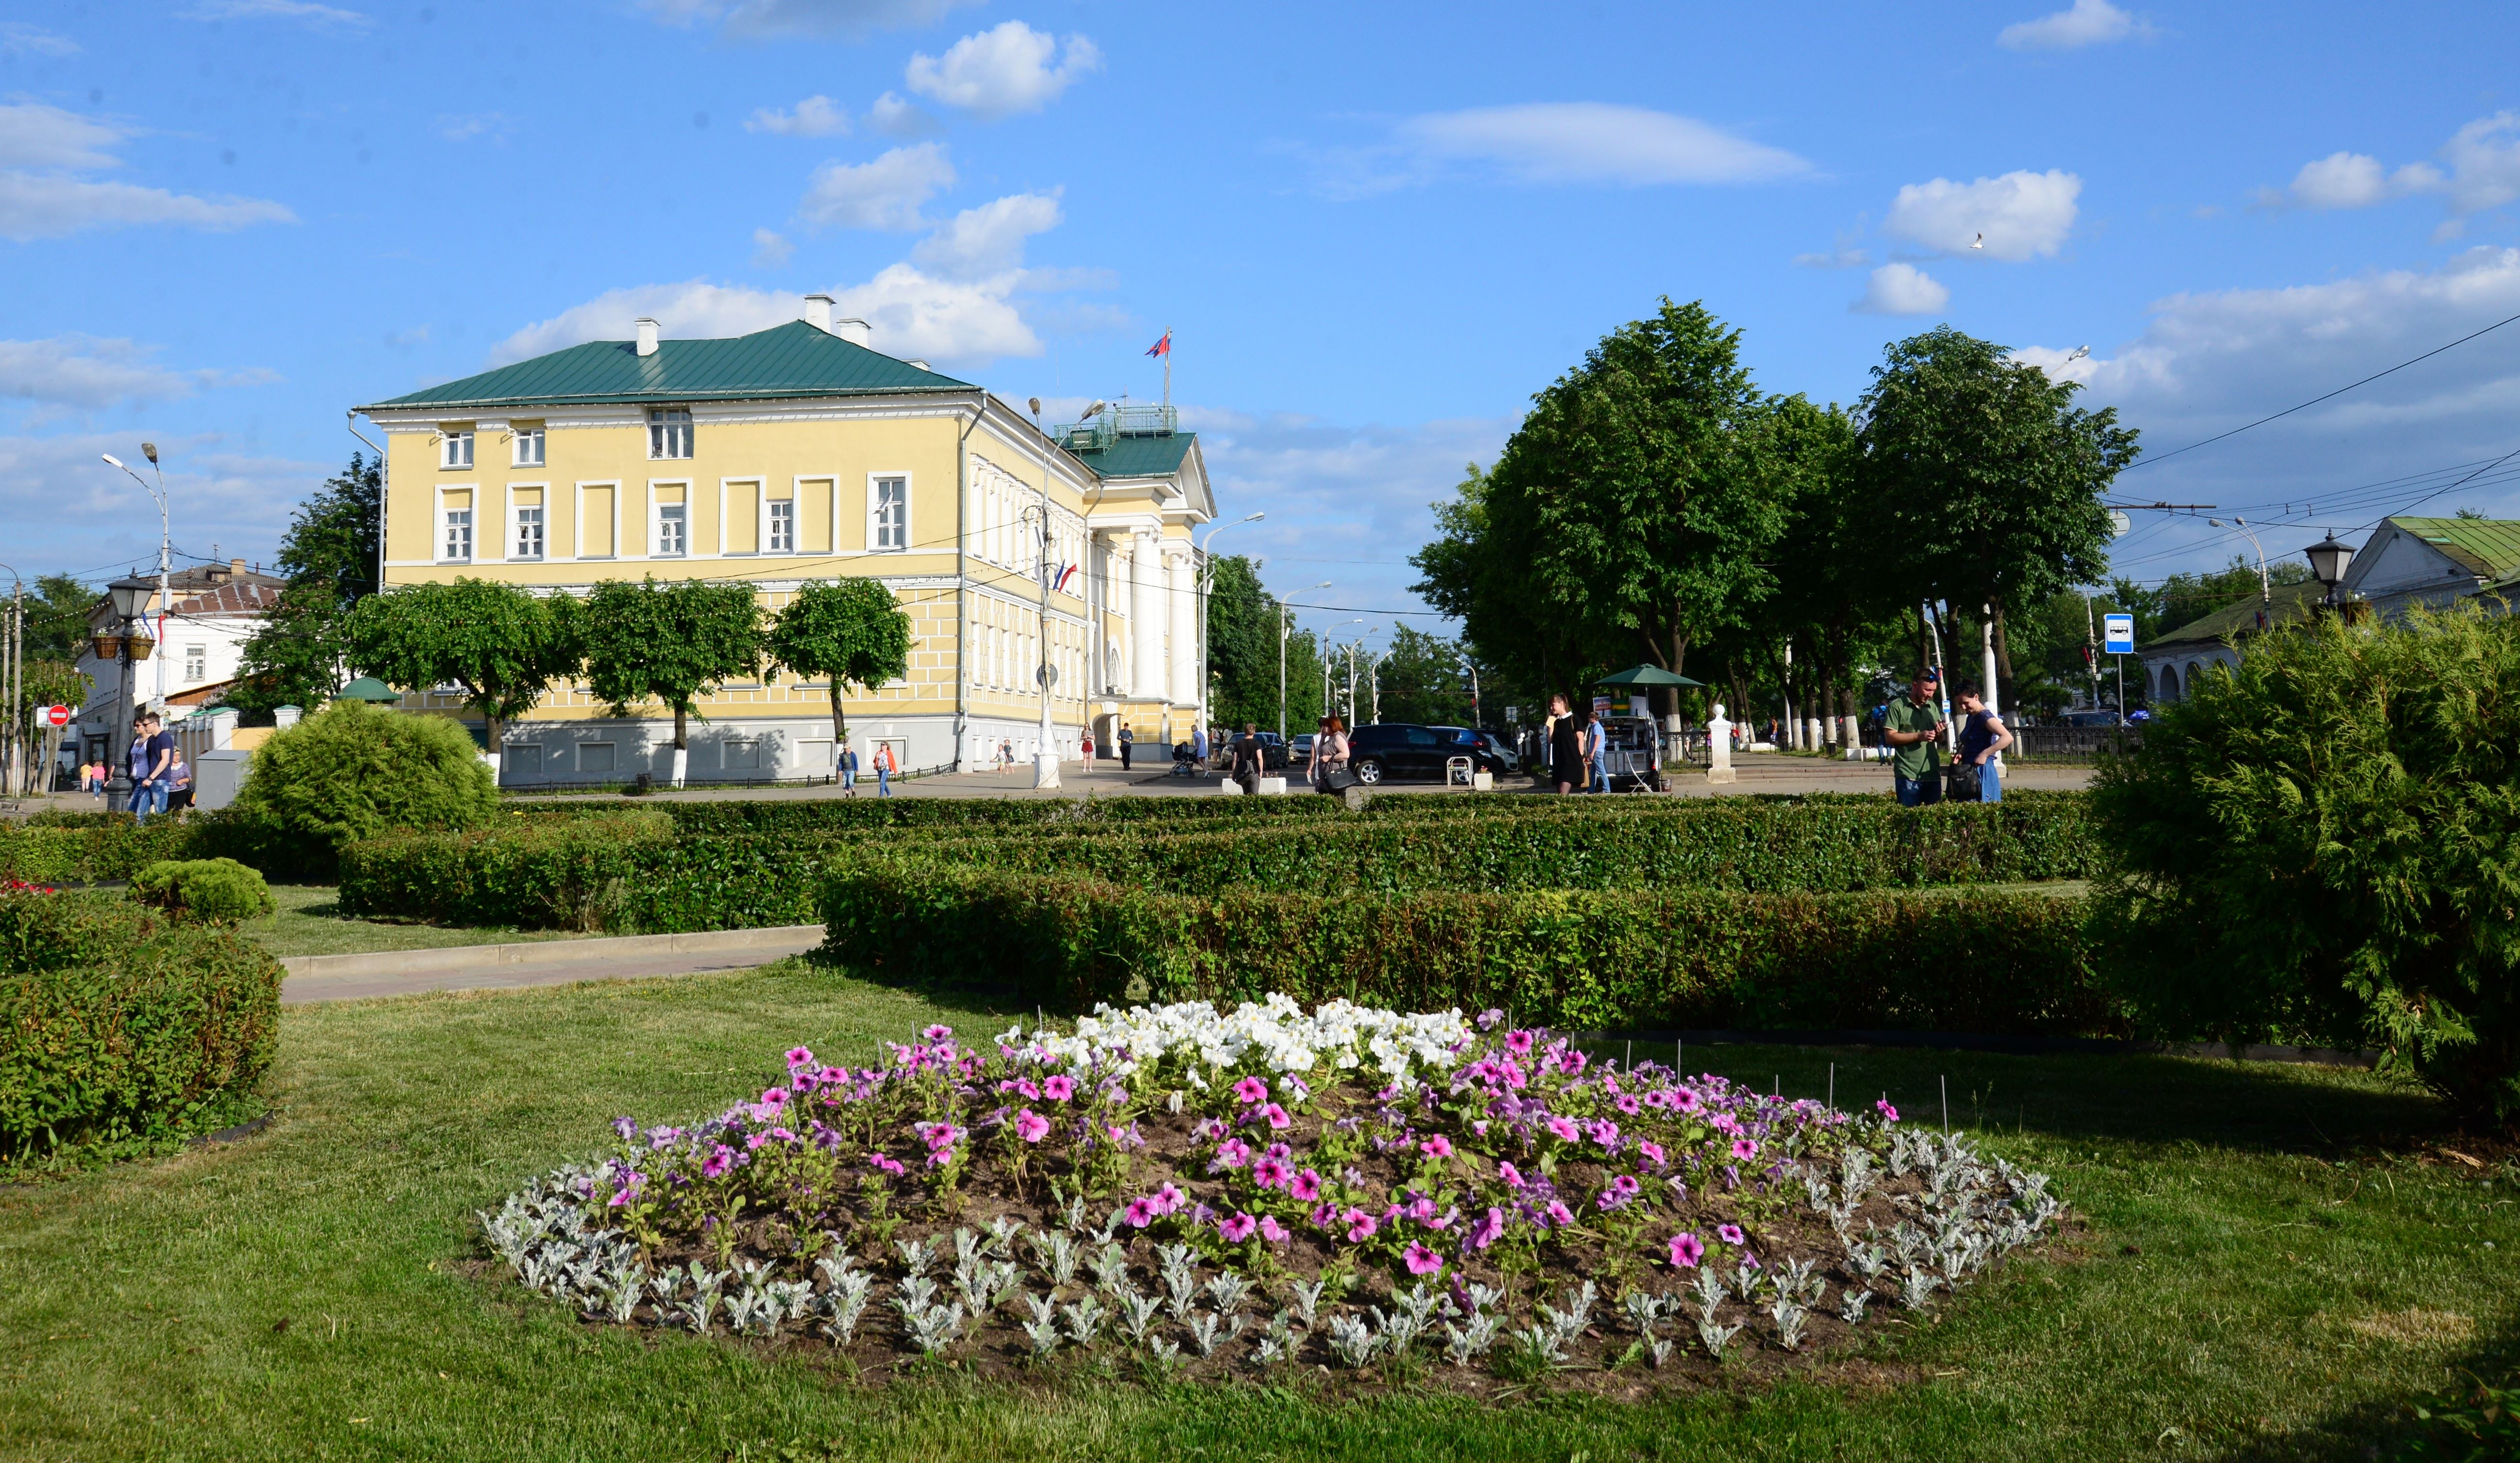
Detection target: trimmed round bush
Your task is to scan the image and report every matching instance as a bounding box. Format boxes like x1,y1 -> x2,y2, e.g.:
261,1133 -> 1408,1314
228,700 -> 496,878
131,858 -> 276,924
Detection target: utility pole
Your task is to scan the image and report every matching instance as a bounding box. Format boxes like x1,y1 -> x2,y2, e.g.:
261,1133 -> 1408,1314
1460,654 -> 1479,730
2083,594 -> 2100,709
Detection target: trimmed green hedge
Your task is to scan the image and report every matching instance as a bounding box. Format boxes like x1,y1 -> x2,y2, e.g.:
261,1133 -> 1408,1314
1,890 -> 283,1160
336,812 -> 676,930
0,817 -> 219,885
817,860 -> 2110,1036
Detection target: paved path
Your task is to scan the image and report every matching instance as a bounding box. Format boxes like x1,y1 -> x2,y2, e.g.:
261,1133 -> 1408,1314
279,924 -> 824,1004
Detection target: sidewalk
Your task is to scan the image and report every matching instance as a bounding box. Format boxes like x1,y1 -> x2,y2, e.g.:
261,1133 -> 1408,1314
279,924 -> 824,1004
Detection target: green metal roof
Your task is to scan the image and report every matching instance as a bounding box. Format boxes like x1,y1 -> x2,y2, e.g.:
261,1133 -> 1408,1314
2386,516 -> 2520,581
359,321 -> 975,412
2141,578 -> 2324,652
1069,431 -> 1197,477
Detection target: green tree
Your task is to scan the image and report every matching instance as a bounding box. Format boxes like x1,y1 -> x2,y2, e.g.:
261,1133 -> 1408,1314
1370,624 -> 1478,725
2092,605 -> 2520,1127
344,578 -> 584,777
227,454 -> 382,722
22,574 -> 98,664
581,577 -> 766,786
1414,461 -> 1595,706
1854,328 -> 2138,706
228,698 -> 496,878
765,578 -> 912,746
1203,555 -> 1327,736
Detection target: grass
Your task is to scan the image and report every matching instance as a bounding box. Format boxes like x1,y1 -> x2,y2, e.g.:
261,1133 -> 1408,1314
241,885 -> 596,959
1,962 -> 2515,1463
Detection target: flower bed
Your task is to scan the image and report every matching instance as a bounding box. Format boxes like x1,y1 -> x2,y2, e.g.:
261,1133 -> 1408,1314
483,997 -> 2064,1392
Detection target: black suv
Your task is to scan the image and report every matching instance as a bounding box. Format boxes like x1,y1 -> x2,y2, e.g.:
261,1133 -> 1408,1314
1346,723 -> 1517,785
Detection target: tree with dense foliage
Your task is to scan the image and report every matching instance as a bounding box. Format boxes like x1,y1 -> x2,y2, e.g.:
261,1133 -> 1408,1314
228,698 -> 496,878
2092,605 -> 2520,1127
1854,328 -> 2138,706
228,454 -> 382,721
581,577 -> 766,786
22,574 -> 98,664
345,578 -> 584,778
1203,555 -> 1327,736
1369,624 -> 1478,726
765,578 -> 912,746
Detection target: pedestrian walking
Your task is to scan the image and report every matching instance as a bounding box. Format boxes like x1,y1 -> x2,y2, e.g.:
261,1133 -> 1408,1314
166,751 -> 194,814
997,738 -> 1014,775
1548,695 -> 1583,795
838,739 -> 858,794
1118,724 -> 1134,771
131,711 -> 174,824
1079,731 -> 1094,772
1230,721 -> 1265,796
1191,723 -> 1210,772
1952,682 -> 2013,804
1310,715 -> 1350,793
1583,707 -> 1610,794
873,739 -> 897,797
1883,669 -> 1947,807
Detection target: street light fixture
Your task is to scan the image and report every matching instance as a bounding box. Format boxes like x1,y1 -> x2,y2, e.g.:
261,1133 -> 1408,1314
2304,533 -> 2353,606
2208,518 -> 2271,604
102,573 -> 156,813
102,449 -> 173,714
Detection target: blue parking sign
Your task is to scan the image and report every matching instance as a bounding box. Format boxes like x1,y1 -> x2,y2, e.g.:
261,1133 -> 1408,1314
2103,614 -> 2134,655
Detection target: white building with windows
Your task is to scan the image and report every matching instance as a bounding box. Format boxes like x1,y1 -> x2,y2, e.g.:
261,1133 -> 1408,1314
71,559 -> 286,767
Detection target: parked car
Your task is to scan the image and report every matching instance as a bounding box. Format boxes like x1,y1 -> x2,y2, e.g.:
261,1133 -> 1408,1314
1429,725 -> 1521,775
1290,733 -> 1316,765
1347,723 -> 1518,785
2055,709 -> 2122,728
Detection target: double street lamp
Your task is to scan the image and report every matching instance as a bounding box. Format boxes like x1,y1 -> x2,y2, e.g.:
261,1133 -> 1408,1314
99,573 -> 156,814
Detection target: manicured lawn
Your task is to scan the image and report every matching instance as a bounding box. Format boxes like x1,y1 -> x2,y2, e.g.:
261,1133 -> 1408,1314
242,885 -> 596,959
1,961 -> 2512,1462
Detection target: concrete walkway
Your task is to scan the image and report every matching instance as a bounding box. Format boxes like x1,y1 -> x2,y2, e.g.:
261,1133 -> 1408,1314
279,924 -> 824,1004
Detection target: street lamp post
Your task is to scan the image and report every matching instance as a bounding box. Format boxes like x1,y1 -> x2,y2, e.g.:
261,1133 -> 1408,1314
2209,518 -> 2272,606
1195,512 -> 1263,751
1279,581 -> 1331,743
2305,532 -> 2353,612
1459,654 -> 1479,729
102,574 -> 154,814
102,449 -> 171,714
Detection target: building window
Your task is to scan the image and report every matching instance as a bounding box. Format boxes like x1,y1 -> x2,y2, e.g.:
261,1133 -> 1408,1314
513,427 -> 545,467
440,430 -> 473,469
514,505 -> 545,560
442,507 -> 473,561
872,475 -> 907,552
767,498 -> 795,554
648,408 -> 692,460
184,645 -> 206,681
656,502 -> 687,556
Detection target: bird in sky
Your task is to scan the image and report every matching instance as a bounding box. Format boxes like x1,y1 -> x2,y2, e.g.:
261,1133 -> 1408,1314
1970,232 -> 1985,250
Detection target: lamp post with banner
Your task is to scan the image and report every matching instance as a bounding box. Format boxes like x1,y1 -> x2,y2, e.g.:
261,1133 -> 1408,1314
101,574 -> 156,813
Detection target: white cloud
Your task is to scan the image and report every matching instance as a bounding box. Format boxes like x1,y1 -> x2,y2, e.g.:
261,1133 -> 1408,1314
2442,112 -> 2520,216
639,0 -> 980,38
795,141 -> 954,232
1883,169 -> 2080,260
435,113 -> 513,144
747,95 -> 850,138
180,0 -> 372,30
2264,113 -> 2520,223
1997,0 -> 2147,50
0,101 -> 295,241
751,228 -> 793,268
490,267 -> 1048,370
0,335 -> 273,410
1853,262 -> 1950,315
904,21 -> 1101,119
866,92 -> 933,137
911,190 -> 1062,279
0,430 -> 324,578
0,23 -> 79,56
0,101 -> 127,170
0,173 -> 296,242
1391,103 -> 1809,188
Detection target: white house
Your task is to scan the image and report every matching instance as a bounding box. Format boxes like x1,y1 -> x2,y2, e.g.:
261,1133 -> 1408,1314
73,559 -> 286,768
2138,579 -> 2323,705
2335,515 -> 2520,620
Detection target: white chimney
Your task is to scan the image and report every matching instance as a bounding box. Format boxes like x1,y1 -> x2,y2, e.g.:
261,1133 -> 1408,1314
803,294 -> 836,335
634,318 -> 660,356
835,317 -> 871,347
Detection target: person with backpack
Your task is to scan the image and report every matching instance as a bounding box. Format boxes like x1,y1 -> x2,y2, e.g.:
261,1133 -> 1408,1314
1229,722 -> 1266,796
1952,682 -> 2014,804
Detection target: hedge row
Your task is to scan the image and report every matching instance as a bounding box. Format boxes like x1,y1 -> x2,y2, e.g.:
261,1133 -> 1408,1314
879,797 -> 2098,897
1,890 -> 284,1159
0,817 -> 219,885
335,813 -> 678,929
817,860 -> 2111,1036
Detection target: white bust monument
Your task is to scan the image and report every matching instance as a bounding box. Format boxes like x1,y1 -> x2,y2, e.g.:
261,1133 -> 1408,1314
1705,702 -> 1736,785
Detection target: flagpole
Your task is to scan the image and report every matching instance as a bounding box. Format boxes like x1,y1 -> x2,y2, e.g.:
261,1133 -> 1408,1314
1163,327 -> 1171,408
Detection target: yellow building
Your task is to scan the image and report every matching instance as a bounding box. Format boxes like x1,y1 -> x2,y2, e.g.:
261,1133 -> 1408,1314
354,299 -> 1216,784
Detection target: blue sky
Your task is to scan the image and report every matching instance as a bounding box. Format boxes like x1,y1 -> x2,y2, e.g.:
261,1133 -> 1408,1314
7,0 -> 2520,652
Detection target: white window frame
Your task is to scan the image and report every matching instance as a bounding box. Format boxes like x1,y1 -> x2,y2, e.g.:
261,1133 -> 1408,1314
439,428 -> 474,470
183,645 -> 206,682
765,495 -> 796,554
648,407 -> 693,461
511,491 -> 547,562
512,426 -> 545,468
436,484 -> 478,563
574,479 -> 622,561
869,472 -> 910,553
654,499 -> 689,557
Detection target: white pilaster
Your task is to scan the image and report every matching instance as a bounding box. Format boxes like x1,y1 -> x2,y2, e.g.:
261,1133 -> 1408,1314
1130,530 -> 1164,701
1166,542 -> 1197,710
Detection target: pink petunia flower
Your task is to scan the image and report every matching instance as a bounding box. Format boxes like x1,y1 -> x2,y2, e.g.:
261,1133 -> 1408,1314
1017,1078 -> 1041,1101
785,1046 -> 815,1070
1731,1138 -> 1759,1162
1252,1156 -> 1293,1190
1545,1200 -> 1576,1228
1466,1206 -> 1506,1249
1218,1211 -> 1259,1243
1403,1242 -> 1446,1277
1344,1209 -> 1380,1243
1015,1109 -> 1051,1143
1588,1119 -> 1620,1148
1717,1223 -> 1745,1246
1876,1098 -> 1899,1122
1546,1116 -> 1581,1142
1215,1138 -> 1253,1169
927,1144 -> 956,1169
866,1153 -> 905,1176
1672,1087 -> 1703,1113
1124,1198 -> 1157,1228
1261,1103 -> 1292,1130
701,1145 -> 734,1178
1043,1075 -> 1075,1101
1420,1135 -> 1454,1158
1499,1160 -> 1526,1188
1615,1093 -> 1641,1116
1506,1030 -> 1535,1056
922,1024 -> 954,1041
1639,1140 -> 1666,1166
1289,1168 -> 1323,1201
1668,1232 -> 1704,1268
1152,1182 -> 1186,1214
1234,1076 -> 1270,1105
758,1087 -> 789,1109
1258,1215 -> 1290,1245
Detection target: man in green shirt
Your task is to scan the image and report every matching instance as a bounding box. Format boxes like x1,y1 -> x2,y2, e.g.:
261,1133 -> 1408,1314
1882,669 -> 1947,806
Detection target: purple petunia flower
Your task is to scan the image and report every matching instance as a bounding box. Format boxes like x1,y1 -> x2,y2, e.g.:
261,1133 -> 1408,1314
1404,1242 -> 1445,1276
1218,1211 -> 1259,1243
1466,1206 -> 1506,1250
1015,1109 -> 1051,1143
1718,1223 -> 1745,1246
1668,1232 -> 1704,1268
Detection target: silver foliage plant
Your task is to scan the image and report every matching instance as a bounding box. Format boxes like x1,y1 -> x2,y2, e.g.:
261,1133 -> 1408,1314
480,1081 -> 2061,1374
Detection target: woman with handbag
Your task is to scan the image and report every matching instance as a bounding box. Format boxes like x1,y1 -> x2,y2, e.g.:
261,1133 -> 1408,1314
1952,682 -> 2012,803
1312,715 -> 1351,794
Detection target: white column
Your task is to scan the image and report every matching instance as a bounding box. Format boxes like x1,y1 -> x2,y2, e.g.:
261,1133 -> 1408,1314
1166,543 -> 1197,709
1130,530 -> 1163,701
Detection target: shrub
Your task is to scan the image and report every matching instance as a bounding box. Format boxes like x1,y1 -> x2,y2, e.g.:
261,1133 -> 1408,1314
2092,605 -> 2520,1126
130,859 -> 276,924
228,699 -> 498,879
0,887 -> 283,1161
337,811 -> 674,930
0,817 -> 208,885
819,860 -> 2107,1036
